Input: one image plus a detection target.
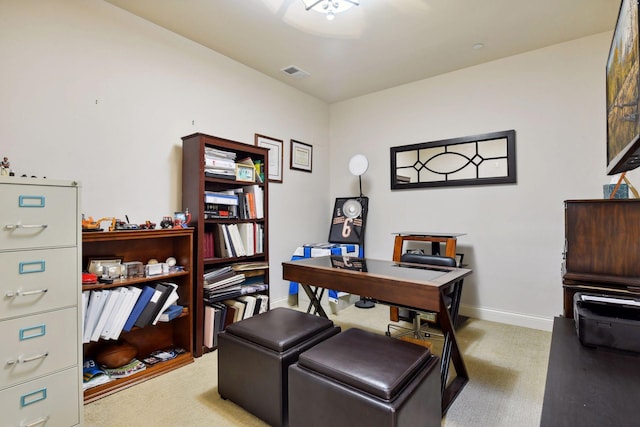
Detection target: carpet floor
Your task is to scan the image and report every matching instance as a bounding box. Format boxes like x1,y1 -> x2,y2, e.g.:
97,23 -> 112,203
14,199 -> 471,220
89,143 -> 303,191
83,303 -> 551,426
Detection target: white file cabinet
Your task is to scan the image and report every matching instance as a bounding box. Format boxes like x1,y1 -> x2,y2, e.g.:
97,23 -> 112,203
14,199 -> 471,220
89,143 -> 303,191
0,177 -> 82,427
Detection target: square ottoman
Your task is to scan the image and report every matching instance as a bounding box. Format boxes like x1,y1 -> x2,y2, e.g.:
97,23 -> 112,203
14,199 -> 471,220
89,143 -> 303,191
218,307 -> 340,426
288,328 -> 441,427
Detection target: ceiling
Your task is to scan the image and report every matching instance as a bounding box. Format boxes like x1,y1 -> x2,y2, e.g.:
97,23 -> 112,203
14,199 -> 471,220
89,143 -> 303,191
104,0 -> 620,103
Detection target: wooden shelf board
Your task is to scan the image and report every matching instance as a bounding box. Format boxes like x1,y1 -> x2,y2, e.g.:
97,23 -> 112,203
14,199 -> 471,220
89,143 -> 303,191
83,353 -> 194,404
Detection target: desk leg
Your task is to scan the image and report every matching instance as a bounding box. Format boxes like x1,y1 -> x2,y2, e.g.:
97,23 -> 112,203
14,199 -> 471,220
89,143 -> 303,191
300,283 -> 329,318
306,287 -> 326,315
438,291 -> 468,415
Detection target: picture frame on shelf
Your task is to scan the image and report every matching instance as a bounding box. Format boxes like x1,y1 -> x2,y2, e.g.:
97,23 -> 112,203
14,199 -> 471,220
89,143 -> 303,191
236,163 -> 256,182
290,140 -> 312,173
255,134 -> 283,183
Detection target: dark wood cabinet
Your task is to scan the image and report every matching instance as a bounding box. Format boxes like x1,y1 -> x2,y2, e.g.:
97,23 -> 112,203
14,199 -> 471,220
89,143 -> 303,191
541,317 -> 640,426
182,133 -> 269,357
562,199 -> 640,317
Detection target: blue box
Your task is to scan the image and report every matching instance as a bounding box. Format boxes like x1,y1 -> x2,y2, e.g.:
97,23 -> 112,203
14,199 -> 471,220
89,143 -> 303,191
603,183 -> 628,199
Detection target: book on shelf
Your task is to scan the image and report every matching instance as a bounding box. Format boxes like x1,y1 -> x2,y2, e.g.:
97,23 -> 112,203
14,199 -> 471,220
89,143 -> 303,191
90,289 -> 121,342
142,347 -> 186,365
98,287 -> 128,341
151,283 -> 179,325
204,209 -> 236,219
203,283 -> 267,304
83,359 -> 114,390
205,170 -> 237,180
203,265 -> 234,283
82,290 -> 90,330
256,294 -> 269,314
228,223 -> 247,257
223,299 -> 246,323
203,273 -> 245,290
107,286 -> 142,339
158,304 -> 183,322
134,283 -> 173,328
204,305 -> 215,348
102,358 -> 146,379
122,285 -> 155,332
204,191 -> 239,206
237,223 -> 255,256
205,146 -> 236,161
212,303 -> 225,347
216,224 -> 232,257
231,261 -> 269,272
83,290 -> 108,343
205,157 -> 236,171
237,295 -> 257,320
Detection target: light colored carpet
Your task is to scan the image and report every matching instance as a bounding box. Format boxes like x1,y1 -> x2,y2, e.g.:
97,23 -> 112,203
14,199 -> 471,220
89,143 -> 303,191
83,304 -> 551,426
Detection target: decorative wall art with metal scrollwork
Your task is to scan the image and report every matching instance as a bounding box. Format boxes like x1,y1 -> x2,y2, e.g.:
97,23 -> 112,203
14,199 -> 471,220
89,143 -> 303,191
390,130 -> 516,190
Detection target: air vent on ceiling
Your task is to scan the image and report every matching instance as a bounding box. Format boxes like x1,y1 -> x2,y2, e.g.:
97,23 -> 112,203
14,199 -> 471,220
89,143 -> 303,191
281,65 -> 310,79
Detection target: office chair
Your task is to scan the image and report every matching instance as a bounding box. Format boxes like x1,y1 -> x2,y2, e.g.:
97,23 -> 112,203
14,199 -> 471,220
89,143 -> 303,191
386,253 -> 461,342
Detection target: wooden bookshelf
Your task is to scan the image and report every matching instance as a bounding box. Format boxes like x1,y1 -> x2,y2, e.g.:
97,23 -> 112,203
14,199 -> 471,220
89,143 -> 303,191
182,133 -> 270,357
82,228 -> 194,403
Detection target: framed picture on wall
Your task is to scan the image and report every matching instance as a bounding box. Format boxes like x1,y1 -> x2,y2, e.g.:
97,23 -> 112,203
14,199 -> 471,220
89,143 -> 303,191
255,134 -> 283,183
290,140 -> 312,173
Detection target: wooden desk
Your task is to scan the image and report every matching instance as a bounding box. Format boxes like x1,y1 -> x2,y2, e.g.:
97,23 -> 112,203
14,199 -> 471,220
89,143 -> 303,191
541,317 -> 640,426
282,255 -> 472,415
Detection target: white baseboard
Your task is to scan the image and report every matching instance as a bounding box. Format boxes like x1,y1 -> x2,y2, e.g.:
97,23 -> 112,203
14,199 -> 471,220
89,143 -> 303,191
459,304 -> 554,332
271,296 -> 555,332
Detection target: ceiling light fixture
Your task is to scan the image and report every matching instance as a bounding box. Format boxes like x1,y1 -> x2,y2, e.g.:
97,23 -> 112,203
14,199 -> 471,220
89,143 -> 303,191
303,0 -> 359,21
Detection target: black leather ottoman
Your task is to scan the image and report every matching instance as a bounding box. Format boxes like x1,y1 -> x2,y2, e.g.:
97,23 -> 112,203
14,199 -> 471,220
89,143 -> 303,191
288,328 -> 441,427
218,307 -> 341,427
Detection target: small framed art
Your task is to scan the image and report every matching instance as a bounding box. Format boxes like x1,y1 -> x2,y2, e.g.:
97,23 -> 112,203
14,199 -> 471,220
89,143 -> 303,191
236,163 -> 256,182
290,140 -> 312,173
255,134 -> 283,183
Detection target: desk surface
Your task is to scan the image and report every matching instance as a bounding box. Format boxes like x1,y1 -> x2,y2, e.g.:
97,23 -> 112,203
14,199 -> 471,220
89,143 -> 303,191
540,317 -> 640,427
282,256 -> 471,312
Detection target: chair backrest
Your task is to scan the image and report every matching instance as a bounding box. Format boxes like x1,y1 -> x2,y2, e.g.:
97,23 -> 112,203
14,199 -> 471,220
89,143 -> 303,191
400,253 -> 457,267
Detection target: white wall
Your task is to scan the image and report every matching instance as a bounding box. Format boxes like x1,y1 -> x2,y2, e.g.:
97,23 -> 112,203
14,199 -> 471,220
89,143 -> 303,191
330,32 -> 640,330
2,1 -> 631,331
0,0 -> 332,304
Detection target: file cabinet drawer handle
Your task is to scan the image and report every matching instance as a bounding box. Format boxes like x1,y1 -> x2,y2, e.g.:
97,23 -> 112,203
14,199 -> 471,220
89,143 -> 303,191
19,261 -> 46,274
19,324 -> 46,340
5,223 -> 48,230
5,289 -> 48,298
6,351 -> 49,365
20,388 -> 47,407
18,195 -> 46,208
20,415 -> 50,427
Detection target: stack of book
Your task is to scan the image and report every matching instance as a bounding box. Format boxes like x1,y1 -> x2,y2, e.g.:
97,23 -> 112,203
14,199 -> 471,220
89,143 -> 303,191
204,190 -> 239,219
204,146 -> 237,180
203,293 -> 269,348
82,282 -> 180,343
202,264 -> 268,303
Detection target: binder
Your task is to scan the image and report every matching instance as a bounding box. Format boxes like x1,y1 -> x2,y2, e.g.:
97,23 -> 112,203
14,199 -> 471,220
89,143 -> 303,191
108,286 -> 142,339
90,289 -> 121,342
134,283 -> 173,328
83,290 -> 108,343
151,283 -> 179,325
204,305 -> 216,348
123,286 -> 155,332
